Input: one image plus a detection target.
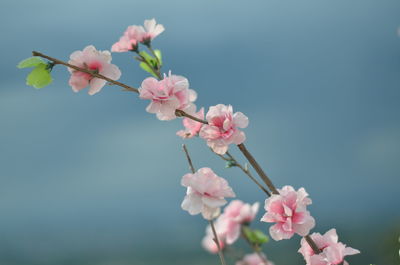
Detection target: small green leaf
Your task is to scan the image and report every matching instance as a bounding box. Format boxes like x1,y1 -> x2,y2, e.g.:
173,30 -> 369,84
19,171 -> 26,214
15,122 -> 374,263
253,229 -> 269,244
243,227 -> 269,245
17,57 -> 46,69
139,62 -> 158,78
139,51 -> 154,62
26,64 -> 53,89
154,49 -> 162,65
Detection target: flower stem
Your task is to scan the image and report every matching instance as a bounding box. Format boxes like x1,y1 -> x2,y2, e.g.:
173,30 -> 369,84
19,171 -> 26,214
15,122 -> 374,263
210,219 -> 228,265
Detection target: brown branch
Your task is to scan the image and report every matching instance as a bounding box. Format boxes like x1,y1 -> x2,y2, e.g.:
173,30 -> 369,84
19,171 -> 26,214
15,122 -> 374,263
237,143 -> 278,195
182,144 -> 195,174
32,51 -> 139,93
175,109 -> 208,124
214,151 -> 270,196
210,219 -> 227,265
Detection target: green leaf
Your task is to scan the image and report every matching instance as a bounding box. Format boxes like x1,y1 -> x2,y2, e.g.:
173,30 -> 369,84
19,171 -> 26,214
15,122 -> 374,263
154,49 -> 162,65
26,64 -> 53,89
139,62 -> 158,78
17,57 -> 46,69
139,51 -> 154,62
252,229 -> 269,244
243,227 -> 269,245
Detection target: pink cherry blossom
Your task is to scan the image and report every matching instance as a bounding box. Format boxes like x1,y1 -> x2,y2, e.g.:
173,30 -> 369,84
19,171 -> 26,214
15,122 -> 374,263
298,229 -> 360,265
202,217 -> 227,253
140,18 -> 165,44
260,185 -> 315,241
181,167 -> 235,220
236,253 -> 274,265
200,104 -> 248,155
176,107 -> 205,138
111,19 -> 164,52
68,45 -> 121,95
139,72 -> 197,120
222,200 -> 259,244
111,25 -> 143,52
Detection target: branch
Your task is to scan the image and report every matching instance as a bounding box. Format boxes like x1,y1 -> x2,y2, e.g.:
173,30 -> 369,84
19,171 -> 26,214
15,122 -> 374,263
214,151 -> 270,196
32,51 -> 139,93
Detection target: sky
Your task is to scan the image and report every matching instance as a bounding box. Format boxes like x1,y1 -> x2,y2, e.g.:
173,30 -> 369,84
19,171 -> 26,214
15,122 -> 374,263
1,0 -> 400,264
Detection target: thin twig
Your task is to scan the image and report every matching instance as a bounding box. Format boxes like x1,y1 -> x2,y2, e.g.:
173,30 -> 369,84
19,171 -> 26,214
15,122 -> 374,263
237,143 -> 278,195
32,51 -> 139,93
210,220 -> 227,265
182,144 -> 195,174
214,150 -> 270,196
175,109 -> 208,124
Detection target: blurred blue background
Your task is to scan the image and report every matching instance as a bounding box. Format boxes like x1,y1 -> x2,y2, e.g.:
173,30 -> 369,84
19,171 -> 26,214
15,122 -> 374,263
1,0 -> 400,264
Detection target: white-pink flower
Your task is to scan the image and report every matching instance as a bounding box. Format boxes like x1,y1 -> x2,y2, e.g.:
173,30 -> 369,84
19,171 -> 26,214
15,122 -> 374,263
181,167 -> 235,220
139,72 -> 197,120
200,104 -> 248,155
260,185 -> 315,241
202,218 -> 227,253
111,25 -> 143,52
298,229 -> 360,265
236,253 -> 275,265
222,200 -> 259,244
140,18 -> 165,44
111,19 -> 164,52
176,107 -> 205,138
68,45 -> 121,95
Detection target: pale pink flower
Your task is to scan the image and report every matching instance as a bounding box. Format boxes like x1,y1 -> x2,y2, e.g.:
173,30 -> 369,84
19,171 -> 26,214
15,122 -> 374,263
222,200 -> 259,244
176,107 -> 205,138
260,185 -> 315,241
298,229 -> 360,265
200,104 -> 248,155
139,72 -> 197,120
236,253 -> 274,265
111,19 -> 164,52
140,18 -> 165,44
202,218 -> 227,253
181,167 -> 235,220
111,25 -> 144,52
68,45 -> 121,95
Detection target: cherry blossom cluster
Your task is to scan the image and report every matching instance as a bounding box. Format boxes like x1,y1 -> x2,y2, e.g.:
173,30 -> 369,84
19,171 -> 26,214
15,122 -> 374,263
19,18 -> 362,265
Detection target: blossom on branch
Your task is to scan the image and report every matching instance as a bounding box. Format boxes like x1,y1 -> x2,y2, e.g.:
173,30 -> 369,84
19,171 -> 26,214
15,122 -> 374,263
236,252 -> 274,265
200,104 -> 248,155
298,229 -> 360,265
68,45 -> 121,95
111,25 -> 143,52
181,167 -> 235,220
139,72 -> 197,120
176,107 -> 205,138
260,185 -> 315,241
222,200 -> 259,244
141,18 -> 165,44
111,19 -> 164,52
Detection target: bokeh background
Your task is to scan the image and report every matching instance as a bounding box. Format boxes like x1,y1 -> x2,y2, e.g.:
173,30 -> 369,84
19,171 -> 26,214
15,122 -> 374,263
1,0 -> 400,264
